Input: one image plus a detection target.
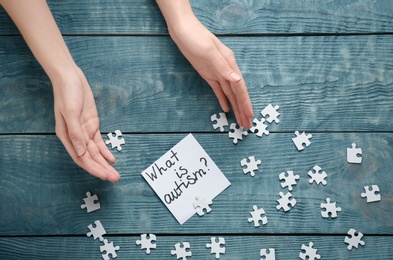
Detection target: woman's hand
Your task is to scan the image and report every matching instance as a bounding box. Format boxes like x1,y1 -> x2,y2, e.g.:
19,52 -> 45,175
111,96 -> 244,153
156,0 -> 254,128
52,67 -> 120,183
1,0 -> 120,182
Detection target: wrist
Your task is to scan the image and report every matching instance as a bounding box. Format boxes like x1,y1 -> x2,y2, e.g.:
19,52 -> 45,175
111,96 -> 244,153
156,0 -> 196,35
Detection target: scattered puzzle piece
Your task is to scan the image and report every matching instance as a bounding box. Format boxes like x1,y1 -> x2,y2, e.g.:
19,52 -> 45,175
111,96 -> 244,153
361,185 -> 381,203
292,131 -> 312,151
279,171 -> 300,191
171,242 -> 192,260
105,130 -> 125,151
136,234 -> 157,254
211,113 -> 228,132
344,228 -> 365,250
320,198 -> 341,218
87,220 -> 106,241
100,239 -> 120,260
299,242 -> 321,260
308,165 -> 327,186
260,248 -> 275,260
206,237 -> 225,259
193,196 -> 212,216
81,191 -> 101,213
229,123 -> 248,144
347,143 -> 362,164
261,104 -> 280,124
248,205 -> 267,227
276,192 -> 297,212
250,118 -> 269,137
241,156 -> 262,177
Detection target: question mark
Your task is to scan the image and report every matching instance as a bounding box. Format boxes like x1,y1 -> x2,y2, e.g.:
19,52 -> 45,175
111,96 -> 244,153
200,157 -> 209,170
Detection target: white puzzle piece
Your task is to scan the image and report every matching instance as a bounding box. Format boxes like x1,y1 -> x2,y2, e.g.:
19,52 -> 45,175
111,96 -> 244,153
347,143 -> 362,164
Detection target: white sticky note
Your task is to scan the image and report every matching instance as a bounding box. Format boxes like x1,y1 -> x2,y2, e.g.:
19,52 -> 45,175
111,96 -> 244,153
141,133 -> 231,225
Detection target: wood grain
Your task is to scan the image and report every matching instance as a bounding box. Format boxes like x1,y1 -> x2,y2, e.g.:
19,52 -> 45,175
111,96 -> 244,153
0,235 -> 392,259
1,133 -> 391,236
0,0 -> 392,35
1,35 -> 392,133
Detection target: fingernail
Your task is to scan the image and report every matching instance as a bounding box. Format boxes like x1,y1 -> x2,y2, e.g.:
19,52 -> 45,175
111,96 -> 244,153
75,144 -> 85,156
230,72 -> 241,81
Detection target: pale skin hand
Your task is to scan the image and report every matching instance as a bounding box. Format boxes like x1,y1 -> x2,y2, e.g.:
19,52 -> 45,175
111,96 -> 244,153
156,0 -> 254,128
1,0 -> 120,182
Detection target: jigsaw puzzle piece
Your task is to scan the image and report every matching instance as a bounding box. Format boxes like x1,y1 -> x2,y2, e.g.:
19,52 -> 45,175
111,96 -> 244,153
136,234 -> 157,254
261,104 -> 280,124
87,220 -> 106,241
248,205 -> 267,227
344,228 -> 365,250
276,192 -> 296,212
279,170 -> 300,191
292,131 -> 312,151
171,242 -> 192,260
229,123 -> 248,144
250,118 -> 269,137
81,191 -> 101,213
241,156 -> 261,177
206,237 -> 225,259
361,185 -> 381,203
320,198 -> 341,218
100,239 -> 120,260
211,113 -> 228,132
299,242 -> 320,260
347,143 -> 362,164
193,196 -> 213,216
105,130 -> 125,151
260,248 -> 275,260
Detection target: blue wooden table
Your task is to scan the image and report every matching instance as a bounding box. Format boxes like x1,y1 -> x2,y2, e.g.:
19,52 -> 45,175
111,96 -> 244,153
1,1 -> 393,259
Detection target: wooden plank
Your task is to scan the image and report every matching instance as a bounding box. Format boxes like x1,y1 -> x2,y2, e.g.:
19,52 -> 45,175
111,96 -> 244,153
1,133 -> 392,236
1,35 -> 393,133
1,0 -> 392,35
0,235 -> 392,259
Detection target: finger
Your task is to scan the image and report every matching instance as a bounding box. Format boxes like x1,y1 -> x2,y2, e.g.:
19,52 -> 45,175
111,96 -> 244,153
207,50 -> 251,127
219,78 -> 244,127
94,132 -> 116,164
85,140 -> 120,183
61,109 -> 86,157
206,80 -> 230,112
56,116 -> 119,182
212,37 -> 254,122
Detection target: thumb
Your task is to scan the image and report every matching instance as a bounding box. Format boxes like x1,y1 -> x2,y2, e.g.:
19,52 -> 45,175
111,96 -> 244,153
64,114 -> 86,156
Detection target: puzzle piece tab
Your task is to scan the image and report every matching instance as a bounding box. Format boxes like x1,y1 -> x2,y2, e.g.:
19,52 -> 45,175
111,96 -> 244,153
206,237 -> 225,259
248,205 -> 267,227
193,196 -> 212,216
261,104 -> 280,124
229,123 -> 248,144
361,185 -> 381,203
211,113 -> 228,132
105,130 -> 125,151
100,239 -> 120,260
241,156 -> 261,177
279,171 -> 300,191
308,165 -> 327,186
81,191 -> 101,213
87,220 -> 106,241
292,131 -> 312,151
171,242 -> 192,260
299,242 -> 320,260
260,248 -> 275,260
276,192 -> 297,212
344,228 -> 365,250
136,234 -> 156,254
347,143 -> 362,164
320,198 -> 341,218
